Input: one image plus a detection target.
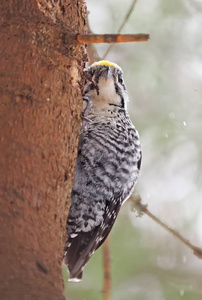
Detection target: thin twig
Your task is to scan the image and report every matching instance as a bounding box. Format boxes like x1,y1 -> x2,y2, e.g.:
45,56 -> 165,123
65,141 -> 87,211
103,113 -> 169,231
102,237 -> 111,300
118,0 -> 138,33
103,0 -> 138,59
130,195 -> 202,259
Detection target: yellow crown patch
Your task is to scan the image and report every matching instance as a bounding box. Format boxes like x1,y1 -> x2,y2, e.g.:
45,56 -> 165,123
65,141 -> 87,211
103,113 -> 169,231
90,60 -> 122,71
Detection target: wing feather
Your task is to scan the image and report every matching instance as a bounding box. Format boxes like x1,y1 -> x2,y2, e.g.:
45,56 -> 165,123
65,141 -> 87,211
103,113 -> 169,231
64,198 -> 122,280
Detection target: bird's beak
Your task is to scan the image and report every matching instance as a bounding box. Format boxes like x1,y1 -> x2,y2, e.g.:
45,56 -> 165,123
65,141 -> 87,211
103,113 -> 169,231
101,66 -> 112,79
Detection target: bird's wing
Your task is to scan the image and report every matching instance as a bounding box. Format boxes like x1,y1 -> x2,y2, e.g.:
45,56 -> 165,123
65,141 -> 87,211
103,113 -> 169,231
64,195 -> 122,281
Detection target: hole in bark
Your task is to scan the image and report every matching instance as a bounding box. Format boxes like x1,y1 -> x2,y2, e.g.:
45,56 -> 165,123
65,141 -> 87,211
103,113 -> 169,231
61,5 -> 65,14
36,261 -> 48,274
64,171 -> 68,181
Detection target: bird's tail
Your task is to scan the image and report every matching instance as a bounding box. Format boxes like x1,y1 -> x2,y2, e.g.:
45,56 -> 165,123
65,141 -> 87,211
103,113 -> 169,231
64,228 -> 100,281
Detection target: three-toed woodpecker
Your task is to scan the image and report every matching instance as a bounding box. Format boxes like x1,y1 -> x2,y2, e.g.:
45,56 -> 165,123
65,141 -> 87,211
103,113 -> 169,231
64,60 -> 142,281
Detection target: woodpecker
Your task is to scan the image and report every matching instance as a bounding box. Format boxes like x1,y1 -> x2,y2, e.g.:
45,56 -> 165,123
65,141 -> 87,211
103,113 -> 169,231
64,60 -> 142,281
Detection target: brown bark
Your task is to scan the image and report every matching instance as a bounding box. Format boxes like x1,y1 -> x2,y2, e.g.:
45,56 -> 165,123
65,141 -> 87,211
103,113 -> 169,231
0,1 -> 87,299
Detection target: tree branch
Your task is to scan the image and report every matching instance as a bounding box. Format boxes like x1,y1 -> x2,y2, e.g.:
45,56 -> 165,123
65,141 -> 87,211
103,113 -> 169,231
130,195 -> 202,259
102,237 -> 111,300
77,33 -> 149,44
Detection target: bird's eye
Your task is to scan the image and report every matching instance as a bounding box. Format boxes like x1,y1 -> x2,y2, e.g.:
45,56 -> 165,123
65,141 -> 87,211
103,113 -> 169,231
118,75 -> 124,85
88,69 -> 95,77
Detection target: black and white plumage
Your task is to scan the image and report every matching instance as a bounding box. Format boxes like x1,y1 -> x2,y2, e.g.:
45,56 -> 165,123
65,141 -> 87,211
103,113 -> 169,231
64,61 -> 142,281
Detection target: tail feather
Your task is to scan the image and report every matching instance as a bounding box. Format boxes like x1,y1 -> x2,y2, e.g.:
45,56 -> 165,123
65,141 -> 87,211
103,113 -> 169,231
68,270 -> 83,282
64,229 -> 99,281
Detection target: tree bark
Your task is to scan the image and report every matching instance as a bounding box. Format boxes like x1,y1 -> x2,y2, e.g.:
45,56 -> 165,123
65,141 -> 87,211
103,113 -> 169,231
0,1 -> 87,299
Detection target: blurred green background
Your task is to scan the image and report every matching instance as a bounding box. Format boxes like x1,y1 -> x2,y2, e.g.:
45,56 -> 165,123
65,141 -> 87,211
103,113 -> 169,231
64,0 -> 202,299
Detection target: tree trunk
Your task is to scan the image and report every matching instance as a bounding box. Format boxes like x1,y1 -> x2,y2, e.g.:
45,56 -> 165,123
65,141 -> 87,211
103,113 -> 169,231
0,1 -> 87,299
